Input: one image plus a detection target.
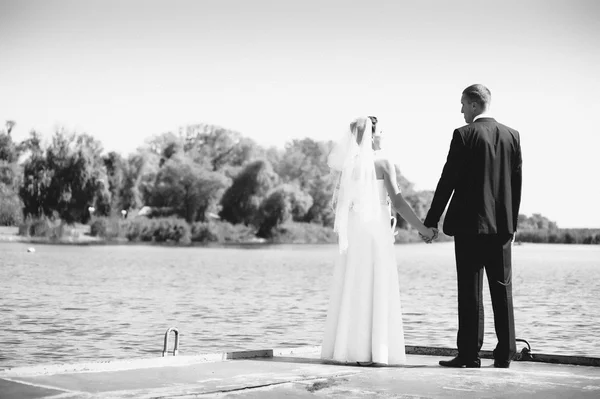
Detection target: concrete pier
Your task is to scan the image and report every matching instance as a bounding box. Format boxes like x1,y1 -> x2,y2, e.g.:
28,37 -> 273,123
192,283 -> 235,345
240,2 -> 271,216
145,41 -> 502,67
1,347 -> 600,398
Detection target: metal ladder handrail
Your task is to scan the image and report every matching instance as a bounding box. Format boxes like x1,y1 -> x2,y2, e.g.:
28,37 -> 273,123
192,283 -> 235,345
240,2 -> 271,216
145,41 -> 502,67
162,327 -> 179,357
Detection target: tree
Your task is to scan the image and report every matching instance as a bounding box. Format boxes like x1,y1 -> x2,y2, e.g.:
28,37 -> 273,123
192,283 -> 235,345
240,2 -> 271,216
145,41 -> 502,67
302,176 -> 335,226
255,184 -> 314,238
20,129 -> 111,223
145,131 -> 182,157
150,157 -> 229,223
0,121 -> 22,189
136,149 -> 162,207
17,130 -> 43,157
274,138 -> 419,227
69,133 -> 111,220
104,151 -> 125,212
265,146 -> 282,171
276,138 -> 332,186
146,124 -> 263,173
120,153 -> 147,211
219,159 -> 277,225
275,138 -> 335,225
517,213 -> 558,230
0,124 -> 23,225
182,124 -> 262,173
0,131 -> 18,163
0,161 -> 20,189
0,183 -> 23,226
103,151 -> 147,214
20,152 -> 53,219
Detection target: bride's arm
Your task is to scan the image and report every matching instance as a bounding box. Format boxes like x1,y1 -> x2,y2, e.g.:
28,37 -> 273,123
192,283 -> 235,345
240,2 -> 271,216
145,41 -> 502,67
379,159 -> 432,237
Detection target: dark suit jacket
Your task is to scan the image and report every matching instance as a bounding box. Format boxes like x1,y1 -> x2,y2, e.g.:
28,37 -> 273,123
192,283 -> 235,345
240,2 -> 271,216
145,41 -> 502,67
424,118 -> 522,236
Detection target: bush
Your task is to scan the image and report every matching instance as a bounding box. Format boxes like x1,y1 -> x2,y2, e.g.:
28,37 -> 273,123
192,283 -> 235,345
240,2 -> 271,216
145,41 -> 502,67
256,189 -> 289,238
19,218 -> 49,237
154,218 -> 190,243
270,222 -> 337,244
125,217 -> 190,244
90,217 -> 130,239
515,228 -> 600,245
17,217 -> 78,239
190,222 -> 219,243
33,219 -> 53,237
255,184 -> 314,238
268,223 -> 455,245
0,186 -> 23,226
90,218 -> 109,237
191,220 -> 256,243
126,217 -> 155,242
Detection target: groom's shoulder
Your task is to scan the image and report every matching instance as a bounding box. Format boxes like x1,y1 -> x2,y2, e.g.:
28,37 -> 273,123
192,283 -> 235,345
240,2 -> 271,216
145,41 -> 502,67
455,123 -> 472,133
498,121 -> 519,134
454,123 -> 477,136
456,120 -> 519,135
491,121 -> 520,139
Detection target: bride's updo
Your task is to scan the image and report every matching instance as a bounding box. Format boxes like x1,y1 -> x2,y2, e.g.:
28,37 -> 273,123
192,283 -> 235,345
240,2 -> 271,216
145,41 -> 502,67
368,116 -> 378,133
352,116 -> 378,145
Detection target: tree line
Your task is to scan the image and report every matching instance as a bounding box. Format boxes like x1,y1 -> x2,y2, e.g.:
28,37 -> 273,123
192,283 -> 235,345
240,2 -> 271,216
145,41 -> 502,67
0,121 -> 429,238
0,120 -> 596,244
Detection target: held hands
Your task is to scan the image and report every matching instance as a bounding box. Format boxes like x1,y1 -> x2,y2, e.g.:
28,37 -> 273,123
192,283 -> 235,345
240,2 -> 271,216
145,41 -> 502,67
419,227 -> 438,244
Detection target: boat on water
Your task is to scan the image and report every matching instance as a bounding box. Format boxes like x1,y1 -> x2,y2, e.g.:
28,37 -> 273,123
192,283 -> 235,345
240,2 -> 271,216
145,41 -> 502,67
2,341 -> 599,399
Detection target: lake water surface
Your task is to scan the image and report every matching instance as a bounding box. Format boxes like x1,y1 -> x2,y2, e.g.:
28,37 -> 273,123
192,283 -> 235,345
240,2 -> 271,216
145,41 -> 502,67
1,242 -> 599,369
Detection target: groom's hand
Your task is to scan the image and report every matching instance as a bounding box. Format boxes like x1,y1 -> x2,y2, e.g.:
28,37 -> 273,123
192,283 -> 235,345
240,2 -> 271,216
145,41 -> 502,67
419,227 -> 438,244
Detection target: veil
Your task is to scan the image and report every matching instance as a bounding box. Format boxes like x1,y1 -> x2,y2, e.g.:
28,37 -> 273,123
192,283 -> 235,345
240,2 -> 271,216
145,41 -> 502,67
328,117 -> 380,253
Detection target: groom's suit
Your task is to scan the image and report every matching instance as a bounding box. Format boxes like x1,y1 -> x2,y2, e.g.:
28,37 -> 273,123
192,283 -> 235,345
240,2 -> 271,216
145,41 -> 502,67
424,116 -> 522,363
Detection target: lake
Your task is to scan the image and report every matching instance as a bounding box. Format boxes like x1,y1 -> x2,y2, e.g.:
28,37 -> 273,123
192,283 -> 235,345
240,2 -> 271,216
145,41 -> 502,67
1,241 -> 599,369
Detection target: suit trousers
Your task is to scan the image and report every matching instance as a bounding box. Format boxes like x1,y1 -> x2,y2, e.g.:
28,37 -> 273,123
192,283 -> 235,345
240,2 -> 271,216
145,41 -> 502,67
454,234 -> 517,362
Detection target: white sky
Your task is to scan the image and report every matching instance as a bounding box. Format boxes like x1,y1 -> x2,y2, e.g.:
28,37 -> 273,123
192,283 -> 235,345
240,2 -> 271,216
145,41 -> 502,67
1,0 -> 599,227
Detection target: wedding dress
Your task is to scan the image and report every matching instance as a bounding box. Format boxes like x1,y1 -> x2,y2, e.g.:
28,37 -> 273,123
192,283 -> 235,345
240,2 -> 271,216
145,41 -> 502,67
321,178 -> 406,365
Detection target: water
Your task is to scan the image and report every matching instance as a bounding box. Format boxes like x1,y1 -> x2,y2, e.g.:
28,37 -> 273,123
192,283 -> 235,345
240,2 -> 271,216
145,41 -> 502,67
1,242 -> 599,369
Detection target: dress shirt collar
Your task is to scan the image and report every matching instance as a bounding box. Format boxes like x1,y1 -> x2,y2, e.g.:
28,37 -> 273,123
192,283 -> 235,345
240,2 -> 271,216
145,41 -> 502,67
473,112 -> 493,122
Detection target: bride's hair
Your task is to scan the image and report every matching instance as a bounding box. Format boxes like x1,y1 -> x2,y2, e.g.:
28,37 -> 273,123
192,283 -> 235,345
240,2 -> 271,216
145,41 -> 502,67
368,116 -> 378,133
352,116 -> 378,145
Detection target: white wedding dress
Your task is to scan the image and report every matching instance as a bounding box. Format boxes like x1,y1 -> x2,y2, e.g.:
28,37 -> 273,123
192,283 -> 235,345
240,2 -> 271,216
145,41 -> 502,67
321,179 -> 406,365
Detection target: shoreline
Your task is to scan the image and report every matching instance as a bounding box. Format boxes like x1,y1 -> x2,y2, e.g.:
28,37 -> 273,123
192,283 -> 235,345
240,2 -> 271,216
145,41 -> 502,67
0,226 -> 321,247
0,232 -> 274,247
2,225 -> 598,247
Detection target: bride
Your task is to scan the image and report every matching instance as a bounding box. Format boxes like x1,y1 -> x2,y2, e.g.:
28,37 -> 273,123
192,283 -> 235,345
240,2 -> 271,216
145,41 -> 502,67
321,116 -> 436,366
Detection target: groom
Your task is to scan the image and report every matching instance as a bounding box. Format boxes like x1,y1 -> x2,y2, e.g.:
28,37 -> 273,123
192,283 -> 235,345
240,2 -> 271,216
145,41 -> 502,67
423,84 -> 522,368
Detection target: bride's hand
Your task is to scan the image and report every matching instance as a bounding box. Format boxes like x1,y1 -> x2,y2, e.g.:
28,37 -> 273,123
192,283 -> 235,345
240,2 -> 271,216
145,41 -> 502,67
419,227 -> 437,243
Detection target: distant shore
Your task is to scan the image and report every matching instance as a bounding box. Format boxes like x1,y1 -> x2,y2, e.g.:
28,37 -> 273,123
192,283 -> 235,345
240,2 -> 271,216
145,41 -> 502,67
0,226 -> 102,244
0,226 -> 270,246
2,225 -> 598,246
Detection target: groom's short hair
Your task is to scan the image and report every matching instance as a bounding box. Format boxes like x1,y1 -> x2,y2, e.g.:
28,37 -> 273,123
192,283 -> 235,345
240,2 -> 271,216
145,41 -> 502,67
463,84 -> 491,109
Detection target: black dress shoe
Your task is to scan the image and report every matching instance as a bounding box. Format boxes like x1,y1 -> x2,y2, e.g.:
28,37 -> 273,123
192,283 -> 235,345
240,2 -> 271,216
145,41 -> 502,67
439,356 -> 481,368
493,360 -> 511,368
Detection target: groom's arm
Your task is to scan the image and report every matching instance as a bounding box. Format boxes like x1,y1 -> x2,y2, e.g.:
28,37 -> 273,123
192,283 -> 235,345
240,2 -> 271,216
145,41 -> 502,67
511,132 -> 523,230
424,129 -> 466,228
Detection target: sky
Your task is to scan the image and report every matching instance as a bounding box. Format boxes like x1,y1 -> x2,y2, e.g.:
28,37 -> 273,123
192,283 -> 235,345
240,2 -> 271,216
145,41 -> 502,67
1,0 -> 599,228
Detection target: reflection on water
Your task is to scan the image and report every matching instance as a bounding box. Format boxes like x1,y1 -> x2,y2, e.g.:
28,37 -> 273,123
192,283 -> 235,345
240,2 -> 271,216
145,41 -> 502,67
1,242 -> 599,368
